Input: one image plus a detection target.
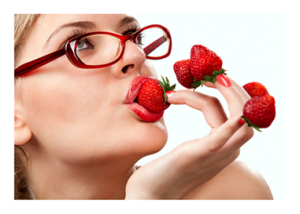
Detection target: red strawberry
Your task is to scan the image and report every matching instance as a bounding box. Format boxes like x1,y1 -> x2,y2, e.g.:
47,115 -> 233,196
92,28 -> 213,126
243,82 -> 269,98
241,95 -> 276,132
173,59 -> 194,89
190,45 -> 224,89
137,76 -> 176,113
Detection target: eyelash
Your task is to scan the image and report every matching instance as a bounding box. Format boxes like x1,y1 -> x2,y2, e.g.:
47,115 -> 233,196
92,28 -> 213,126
122,23 -> 140,35
66,29 -> 87,41
62,24 -> 141,47
60,29 -> 86,48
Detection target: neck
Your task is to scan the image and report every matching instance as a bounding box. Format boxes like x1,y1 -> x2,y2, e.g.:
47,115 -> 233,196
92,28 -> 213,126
25,155 -> 138,199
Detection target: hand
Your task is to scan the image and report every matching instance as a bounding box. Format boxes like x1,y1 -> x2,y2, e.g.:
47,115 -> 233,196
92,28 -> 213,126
125,76 -> 254,199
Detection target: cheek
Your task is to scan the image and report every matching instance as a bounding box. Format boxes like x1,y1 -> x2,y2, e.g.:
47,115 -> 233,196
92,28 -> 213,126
21,69 -> 120,161
23,75 -> 105,125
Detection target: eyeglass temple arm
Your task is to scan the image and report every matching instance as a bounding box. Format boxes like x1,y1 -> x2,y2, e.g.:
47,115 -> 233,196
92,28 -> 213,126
15,49 -> 65,77
143,36 -> 167,56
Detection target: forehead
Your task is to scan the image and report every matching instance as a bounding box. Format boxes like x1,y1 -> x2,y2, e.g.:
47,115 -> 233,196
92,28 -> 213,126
38,14 -> 131,31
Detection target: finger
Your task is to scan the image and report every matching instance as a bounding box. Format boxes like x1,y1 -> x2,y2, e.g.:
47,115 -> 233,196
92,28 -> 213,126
184,114 -> 243,159
204,82 -> 216,88
216,123 -> 254,155
226,76 -> 251,103
167,90 -> 228,128
202,114 -> 243,153
204,77 -> 251,103
214,75 -> 251,117
209,75 -> 254,153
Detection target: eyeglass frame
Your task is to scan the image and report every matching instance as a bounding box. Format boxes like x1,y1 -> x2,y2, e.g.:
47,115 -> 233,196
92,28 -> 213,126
14,24 -> 172,77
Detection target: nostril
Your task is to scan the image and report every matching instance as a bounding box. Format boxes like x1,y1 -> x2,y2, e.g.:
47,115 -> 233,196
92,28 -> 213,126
122,64 -> 133,73
122,65 -> 128,73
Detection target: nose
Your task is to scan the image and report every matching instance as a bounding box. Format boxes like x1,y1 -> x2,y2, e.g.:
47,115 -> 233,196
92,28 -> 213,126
109,40 -> 146,79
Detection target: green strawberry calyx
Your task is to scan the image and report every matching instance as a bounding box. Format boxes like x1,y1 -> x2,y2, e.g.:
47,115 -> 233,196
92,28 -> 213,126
192,68 -> 227,91
159,76 -> 176,102
240,116 -> 262,132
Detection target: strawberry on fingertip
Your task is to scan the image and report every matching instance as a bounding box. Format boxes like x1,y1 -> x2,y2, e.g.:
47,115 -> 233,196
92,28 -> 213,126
243,82 -> 269,98
173,59 -> 194,89
241,94 -> 276,132
190,45 -> 226,90
173,44 -> 227,91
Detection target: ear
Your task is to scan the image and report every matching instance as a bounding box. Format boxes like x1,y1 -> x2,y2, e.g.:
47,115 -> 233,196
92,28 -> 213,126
14,106 -> 32,146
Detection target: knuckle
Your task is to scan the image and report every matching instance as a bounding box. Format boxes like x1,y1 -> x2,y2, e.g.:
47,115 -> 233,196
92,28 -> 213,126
224,151 -> 240,168
242,127 -> 254,141
206,96 -> 221,106
248,128 -> 255,139
172,142 -> 200,173
233,149 -> 240,160
206,136 -> 221,153
208,144 -> 220,153
174,142 -> 195,164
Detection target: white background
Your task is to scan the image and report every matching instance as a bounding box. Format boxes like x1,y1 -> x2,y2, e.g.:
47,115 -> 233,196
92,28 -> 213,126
133,14 -> 286,200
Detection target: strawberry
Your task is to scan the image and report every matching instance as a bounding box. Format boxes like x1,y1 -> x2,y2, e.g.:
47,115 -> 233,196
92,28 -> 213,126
190,45 -> 225,90
173,59 -> 194,89
137,76 -> 176,113
243,82 -> 269,98
241,95 -> 276,132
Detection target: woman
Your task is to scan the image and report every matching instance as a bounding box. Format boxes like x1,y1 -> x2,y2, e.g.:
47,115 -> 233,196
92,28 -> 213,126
14,14 -> 273,199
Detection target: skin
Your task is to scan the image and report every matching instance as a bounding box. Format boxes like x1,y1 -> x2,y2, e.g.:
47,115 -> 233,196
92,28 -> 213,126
14,14 -> 273,199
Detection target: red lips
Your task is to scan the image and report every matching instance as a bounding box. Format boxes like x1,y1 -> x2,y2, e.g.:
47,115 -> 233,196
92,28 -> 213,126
125,76 -> 164,122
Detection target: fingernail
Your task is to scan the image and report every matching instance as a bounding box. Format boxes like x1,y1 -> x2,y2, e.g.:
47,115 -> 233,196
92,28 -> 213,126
239,118 -> 245,125
166,90 -> 177,98
216,74 -> 231,87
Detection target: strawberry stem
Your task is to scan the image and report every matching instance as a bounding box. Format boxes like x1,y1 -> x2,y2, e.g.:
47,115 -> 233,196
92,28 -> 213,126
192,68 -> 227,91
241,116 -> 262,132
159,75 -> 176,102
192,80 -> 206,91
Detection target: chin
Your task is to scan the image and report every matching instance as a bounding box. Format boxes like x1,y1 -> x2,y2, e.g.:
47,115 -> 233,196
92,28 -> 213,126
111,116 -> 168,160
66,115 -> 168,165
137,118 -> 168,155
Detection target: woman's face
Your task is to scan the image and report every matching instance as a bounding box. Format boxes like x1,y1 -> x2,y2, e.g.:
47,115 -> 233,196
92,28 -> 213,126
16,14 -> 168,165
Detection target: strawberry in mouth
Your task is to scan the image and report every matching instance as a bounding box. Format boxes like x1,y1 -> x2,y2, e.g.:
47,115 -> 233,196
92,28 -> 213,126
125,76 -> 176,122
137,76 -> 176,113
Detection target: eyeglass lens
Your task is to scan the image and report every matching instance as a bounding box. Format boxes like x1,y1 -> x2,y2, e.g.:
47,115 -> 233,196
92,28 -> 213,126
72,27 -> 170,66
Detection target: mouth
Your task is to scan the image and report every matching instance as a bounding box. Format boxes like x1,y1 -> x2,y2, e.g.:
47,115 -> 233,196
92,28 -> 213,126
125,76 -> 164,122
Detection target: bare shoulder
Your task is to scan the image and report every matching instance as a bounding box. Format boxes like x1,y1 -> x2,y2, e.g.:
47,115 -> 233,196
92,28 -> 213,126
183,161 -> 274,200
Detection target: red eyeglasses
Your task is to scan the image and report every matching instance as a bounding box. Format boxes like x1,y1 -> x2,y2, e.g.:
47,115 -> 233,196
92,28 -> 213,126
14,24 -> 172,77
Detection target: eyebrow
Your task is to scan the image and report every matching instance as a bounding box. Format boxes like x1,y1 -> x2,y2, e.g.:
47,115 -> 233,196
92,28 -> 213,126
44,16 -> 139,49
44,21 -> 96,49
119,16 -> 140,28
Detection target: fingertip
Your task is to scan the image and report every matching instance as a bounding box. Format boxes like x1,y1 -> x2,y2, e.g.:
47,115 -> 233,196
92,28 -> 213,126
221,114 -> 244,135
165,90 -> 177,99
216,74 -> 232,87
204,82 -> 216,88
166,90 -> 181,104
166,89 -> 197,104
232,114 -> 244,125
239,118 -> 245,126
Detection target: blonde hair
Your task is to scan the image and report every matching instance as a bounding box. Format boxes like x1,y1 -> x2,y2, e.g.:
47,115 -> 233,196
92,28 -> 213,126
14,14 -> 40,199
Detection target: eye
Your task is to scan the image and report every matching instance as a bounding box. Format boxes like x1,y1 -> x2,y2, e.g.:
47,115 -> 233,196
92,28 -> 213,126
76,38 -> 94,51
63,29 -> 87,49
